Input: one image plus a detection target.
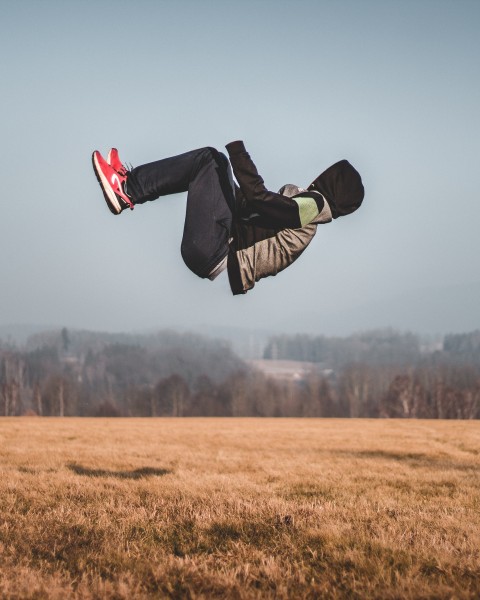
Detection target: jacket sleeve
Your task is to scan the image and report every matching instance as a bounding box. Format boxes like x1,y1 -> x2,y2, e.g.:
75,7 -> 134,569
225,141 -> 323,229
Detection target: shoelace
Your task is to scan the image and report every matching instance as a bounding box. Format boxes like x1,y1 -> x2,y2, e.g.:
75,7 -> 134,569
115,162 -> 133,177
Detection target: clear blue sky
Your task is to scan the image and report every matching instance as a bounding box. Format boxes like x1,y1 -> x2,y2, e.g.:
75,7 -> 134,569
0,0 -> 479,336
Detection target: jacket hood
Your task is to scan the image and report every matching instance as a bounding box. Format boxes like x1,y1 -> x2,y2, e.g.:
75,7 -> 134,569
308,159 -> 364,218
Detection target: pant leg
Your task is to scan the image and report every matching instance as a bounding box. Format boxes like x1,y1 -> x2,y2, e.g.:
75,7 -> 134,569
126,148 -> 205,203
127,147 -> 235,279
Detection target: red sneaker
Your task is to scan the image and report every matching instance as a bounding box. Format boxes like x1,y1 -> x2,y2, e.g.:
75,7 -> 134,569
107,148 -> 127,176
92,150 -> 134,214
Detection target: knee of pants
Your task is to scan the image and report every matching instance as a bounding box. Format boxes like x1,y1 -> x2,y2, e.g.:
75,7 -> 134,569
199,146 -> 228,168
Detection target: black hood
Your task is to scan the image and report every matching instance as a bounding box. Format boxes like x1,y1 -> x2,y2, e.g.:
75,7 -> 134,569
308,159 -> 364,218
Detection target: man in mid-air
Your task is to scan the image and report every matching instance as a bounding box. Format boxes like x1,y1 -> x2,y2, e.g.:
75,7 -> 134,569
92,141 -> 364,295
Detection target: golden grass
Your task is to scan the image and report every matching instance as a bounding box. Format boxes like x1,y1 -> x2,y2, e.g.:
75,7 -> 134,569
0,417 -> 479,599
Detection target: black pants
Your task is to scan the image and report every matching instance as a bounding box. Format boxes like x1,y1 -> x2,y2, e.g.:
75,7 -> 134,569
126,147 -> 235,278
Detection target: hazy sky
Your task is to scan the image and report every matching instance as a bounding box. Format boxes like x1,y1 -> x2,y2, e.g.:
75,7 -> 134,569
0,0 -> 479,337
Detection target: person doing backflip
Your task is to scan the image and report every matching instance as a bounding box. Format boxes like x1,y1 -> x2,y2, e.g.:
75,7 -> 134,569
92,142 -> 364,295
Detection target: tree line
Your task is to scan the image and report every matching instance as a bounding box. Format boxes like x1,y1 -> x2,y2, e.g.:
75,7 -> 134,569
1,328 -> 479,418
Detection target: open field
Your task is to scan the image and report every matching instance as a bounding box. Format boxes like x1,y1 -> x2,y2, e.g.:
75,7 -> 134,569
0,418 -> 479,599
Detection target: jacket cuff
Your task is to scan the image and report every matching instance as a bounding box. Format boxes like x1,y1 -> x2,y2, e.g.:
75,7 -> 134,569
225,140 -> 246,156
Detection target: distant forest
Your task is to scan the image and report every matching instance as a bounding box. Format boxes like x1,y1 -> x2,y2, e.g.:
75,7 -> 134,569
1,328 -> 479,418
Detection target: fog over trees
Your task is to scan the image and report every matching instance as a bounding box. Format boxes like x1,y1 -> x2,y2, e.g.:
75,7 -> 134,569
0,328 -> 479,419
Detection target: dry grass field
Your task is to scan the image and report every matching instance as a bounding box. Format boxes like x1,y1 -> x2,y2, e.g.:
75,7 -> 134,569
0,417 -> 479,599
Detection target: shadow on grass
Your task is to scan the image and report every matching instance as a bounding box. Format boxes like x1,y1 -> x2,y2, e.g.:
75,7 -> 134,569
330,449 -> 478,471
342,450 -> 427,461
67,463 -> 172,479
